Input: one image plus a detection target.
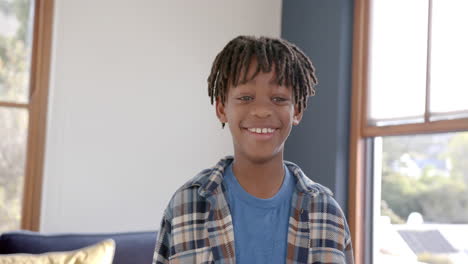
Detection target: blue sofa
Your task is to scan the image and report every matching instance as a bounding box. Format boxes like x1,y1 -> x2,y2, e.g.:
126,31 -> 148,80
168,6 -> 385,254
0,231 -> 158,264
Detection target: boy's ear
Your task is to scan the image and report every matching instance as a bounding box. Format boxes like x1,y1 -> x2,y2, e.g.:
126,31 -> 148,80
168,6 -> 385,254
216,98 -> 228,124
293,105 -> 303,126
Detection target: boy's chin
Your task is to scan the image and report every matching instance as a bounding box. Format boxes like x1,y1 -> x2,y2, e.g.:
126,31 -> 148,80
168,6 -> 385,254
238,150 -> 283,164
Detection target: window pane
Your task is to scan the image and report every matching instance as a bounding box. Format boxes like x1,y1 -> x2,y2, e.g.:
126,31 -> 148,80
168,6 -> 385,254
368,0 -> 428,126
430,0 -> 468,120
373,132 -> 468,264
0,0 -> 35,103
0,107 -> 28,232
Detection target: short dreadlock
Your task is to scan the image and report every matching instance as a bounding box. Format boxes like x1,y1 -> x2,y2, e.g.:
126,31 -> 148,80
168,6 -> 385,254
207,35 -> 318,116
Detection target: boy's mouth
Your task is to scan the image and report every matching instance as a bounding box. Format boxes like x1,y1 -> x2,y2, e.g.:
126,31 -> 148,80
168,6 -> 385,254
246,127 -> 277,134
242,127 -> 278,139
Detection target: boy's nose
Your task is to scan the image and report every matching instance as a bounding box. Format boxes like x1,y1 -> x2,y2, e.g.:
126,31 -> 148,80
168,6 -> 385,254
251,102 -> 273,118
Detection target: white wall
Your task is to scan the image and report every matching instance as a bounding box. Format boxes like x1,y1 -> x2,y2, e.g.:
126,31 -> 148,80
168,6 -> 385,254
40,0 -> 282,233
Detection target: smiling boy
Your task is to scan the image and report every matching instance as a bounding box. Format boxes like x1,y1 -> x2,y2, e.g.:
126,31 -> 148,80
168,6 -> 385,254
153,36 -> 354,264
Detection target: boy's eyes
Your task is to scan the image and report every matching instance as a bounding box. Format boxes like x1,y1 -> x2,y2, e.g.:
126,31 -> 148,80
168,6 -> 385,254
272,97 -> 288,103
236,96 -> 290,103
238,96 -> 254,101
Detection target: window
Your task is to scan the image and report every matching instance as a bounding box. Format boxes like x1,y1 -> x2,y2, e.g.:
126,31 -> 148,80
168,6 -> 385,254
0,0 -> 54,231
374,132 -> 468,263
350,0 -> 468,263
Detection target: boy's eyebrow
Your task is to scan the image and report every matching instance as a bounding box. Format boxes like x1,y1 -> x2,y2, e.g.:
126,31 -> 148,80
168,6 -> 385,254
241,79 -> 285,88
238,75 -> 283,87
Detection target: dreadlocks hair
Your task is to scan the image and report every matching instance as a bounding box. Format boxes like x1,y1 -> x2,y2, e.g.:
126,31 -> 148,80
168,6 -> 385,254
207,36 -> 318,128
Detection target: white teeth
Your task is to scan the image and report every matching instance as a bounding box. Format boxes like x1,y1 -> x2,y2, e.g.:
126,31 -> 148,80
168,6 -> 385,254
248,128 -> 276,134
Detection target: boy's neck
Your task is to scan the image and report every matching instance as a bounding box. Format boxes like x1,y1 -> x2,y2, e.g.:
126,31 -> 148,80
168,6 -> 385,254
231,153 -> 285,199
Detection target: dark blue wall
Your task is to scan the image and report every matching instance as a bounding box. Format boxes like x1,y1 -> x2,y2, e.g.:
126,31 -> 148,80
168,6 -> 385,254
282,0 -> 354,215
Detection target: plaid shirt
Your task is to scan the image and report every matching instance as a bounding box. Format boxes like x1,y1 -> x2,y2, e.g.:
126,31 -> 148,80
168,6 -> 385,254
153,156 -> 354,264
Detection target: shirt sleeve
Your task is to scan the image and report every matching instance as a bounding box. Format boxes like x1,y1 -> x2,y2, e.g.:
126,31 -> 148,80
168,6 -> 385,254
152,212 -> 173,264
344,235 -> 354,264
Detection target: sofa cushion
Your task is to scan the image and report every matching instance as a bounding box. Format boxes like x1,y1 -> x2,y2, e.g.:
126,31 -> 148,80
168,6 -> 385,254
0,231 -> 157,264
0,239 -> 115,264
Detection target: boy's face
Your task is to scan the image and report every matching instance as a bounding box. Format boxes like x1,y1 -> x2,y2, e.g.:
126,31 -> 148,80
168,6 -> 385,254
216,59 -> 303,163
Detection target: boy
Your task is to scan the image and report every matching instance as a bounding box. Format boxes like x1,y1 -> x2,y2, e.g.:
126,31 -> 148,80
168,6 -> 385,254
153,36 -> 354,264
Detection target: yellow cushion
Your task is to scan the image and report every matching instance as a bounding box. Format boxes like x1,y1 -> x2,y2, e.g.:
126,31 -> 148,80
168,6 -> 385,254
0,239 -> 115,264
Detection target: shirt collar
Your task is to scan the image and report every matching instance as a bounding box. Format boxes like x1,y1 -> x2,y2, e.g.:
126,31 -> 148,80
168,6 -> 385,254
189,156 -> 333,198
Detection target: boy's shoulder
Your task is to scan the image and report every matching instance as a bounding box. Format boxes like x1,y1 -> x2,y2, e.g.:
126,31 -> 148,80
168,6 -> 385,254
163,157 -> 231,219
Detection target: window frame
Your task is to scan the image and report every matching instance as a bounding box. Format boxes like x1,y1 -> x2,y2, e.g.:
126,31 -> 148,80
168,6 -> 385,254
349,0 -> 468,263
0,0 -> 55,231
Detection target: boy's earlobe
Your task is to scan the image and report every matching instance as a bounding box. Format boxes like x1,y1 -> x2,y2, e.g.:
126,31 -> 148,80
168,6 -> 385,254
293,108 -> 303,126
216,98 -> 228,126
293,117 -> 300,126
292,101 -> 304,126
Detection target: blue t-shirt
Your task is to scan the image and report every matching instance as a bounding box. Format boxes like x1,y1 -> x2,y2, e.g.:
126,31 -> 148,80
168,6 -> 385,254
223,162 -> 296,264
